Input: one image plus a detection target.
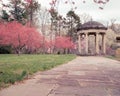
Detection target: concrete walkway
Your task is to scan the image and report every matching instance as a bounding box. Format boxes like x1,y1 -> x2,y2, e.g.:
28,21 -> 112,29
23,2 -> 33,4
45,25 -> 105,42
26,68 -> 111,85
0,56 -> 120,96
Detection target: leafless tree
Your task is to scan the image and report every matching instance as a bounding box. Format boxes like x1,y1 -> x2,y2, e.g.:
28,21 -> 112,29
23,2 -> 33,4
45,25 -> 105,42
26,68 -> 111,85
110,18 -> 116,31
35,7 -> 51,53
79,13 -> 92,24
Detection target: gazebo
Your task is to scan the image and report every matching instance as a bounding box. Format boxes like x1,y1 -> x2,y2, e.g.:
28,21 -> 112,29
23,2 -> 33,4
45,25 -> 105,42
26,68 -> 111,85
77,21 -> 107,55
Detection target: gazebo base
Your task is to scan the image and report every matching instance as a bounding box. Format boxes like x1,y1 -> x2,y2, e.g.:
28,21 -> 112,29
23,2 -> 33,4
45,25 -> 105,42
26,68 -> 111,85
77,53 -> 106,56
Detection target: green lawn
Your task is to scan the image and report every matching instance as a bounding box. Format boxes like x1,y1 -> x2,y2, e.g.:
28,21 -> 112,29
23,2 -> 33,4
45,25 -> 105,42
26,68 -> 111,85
0,54 -> 76,89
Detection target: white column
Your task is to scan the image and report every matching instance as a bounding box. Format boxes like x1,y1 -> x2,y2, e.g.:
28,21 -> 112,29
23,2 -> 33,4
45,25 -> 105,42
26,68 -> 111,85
95,33 -> 99,54
85,33 -> 88,54
78,34 -> 81,53
102,34 -> 106,54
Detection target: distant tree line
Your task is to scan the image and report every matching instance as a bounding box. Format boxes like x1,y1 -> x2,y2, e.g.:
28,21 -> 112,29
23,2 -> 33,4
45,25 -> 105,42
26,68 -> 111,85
0,0 -> 110,54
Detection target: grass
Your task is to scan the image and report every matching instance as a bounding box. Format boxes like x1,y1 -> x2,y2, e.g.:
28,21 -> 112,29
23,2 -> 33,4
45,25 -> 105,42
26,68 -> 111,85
106,55 -> 120,61
0,54 -> 76,89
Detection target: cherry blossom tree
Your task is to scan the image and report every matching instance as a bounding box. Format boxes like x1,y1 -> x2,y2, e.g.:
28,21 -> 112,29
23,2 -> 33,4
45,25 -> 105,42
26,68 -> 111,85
55,36 -> 74,54
0,21 -> 43,54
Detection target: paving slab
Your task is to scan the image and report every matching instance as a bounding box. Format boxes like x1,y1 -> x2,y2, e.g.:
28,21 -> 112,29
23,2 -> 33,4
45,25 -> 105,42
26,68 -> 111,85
0,56 -> 120,96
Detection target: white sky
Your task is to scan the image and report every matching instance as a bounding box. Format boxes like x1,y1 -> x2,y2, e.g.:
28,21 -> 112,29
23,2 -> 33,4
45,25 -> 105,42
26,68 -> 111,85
38,0 -> 120,25
1,0 -> 120,25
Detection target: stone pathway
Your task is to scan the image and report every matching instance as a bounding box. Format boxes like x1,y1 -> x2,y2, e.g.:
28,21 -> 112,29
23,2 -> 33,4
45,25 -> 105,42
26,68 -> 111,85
0,56 -> 120,96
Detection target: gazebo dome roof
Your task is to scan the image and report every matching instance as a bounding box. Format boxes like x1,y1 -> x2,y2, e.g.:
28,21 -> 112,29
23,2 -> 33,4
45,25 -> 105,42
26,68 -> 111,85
77,21 -> 107,31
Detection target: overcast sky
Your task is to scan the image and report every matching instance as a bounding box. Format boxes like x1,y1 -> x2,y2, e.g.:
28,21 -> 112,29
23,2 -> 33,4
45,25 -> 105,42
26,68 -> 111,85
1,0 -> 120,25
39,0 -> 120,25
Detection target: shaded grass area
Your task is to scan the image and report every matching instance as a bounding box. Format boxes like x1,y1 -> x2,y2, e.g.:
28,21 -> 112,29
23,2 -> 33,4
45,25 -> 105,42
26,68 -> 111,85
0,54 -> 76,88
106,55 -> 120,61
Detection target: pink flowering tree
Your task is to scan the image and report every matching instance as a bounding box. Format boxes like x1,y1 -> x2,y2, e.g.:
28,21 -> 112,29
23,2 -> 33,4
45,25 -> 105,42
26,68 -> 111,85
0,21 -> 43,54
54,36 -> 75,54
